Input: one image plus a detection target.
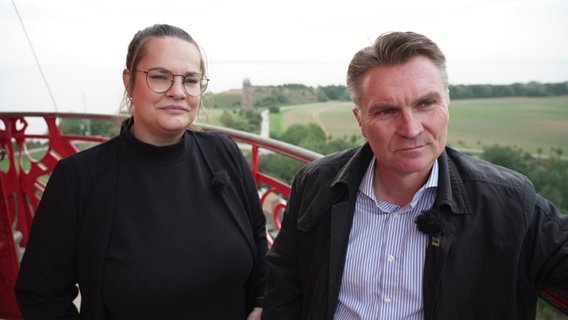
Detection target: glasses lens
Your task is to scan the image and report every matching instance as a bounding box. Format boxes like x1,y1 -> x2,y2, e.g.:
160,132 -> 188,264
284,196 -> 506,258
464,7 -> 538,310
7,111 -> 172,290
145,69 -> 173,93
199,77 -> 209,95
183,74 -> 208,96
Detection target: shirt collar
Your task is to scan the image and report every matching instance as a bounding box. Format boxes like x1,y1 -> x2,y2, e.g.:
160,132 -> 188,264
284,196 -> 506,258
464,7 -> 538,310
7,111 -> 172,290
359,156 -> 439,208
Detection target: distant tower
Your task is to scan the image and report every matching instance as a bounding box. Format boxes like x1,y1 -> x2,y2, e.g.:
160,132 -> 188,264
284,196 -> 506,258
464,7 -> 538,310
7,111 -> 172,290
242,78 -> 253,111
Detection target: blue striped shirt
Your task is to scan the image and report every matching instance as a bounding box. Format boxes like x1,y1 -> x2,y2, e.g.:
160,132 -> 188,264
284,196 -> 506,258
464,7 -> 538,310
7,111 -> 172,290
334,157 -> 438,320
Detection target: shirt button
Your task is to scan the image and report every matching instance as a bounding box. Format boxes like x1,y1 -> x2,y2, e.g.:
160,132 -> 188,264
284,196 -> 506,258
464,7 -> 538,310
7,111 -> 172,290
387,255 -> 395,262
384,297 -> 392,303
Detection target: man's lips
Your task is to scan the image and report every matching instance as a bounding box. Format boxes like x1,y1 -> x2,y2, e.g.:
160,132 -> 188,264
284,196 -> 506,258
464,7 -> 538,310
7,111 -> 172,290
399,145 -> 424,151
396,144 -> 428,153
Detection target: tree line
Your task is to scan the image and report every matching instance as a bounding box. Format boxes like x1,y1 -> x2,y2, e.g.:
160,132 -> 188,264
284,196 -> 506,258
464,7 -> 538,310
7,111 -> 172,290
246,81 -> 568,110
449,81 -> 568,99
205,82 -> 568,130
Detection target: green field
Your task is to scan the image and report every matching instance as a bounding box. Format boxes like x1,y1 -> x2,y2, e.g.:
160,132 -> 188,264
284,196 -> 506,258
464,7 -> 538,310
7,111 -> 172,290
269,96 -> 568,156
447,96 -> 568,154
278,102 -> 359,139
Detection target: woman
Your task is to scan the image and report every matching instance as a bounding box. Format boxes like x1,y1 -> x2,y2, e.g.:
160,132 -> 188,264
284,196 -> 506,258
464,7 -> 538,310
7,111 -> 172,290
15,24 -> 267,320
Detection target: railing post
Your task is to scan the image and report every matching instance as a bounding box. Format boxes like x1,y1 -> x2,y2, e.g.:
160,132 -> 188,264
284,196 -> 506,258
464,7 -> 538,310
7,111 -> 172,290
0,118 -> 23,318
251,145 -> 260,187
0,176 -> 22,318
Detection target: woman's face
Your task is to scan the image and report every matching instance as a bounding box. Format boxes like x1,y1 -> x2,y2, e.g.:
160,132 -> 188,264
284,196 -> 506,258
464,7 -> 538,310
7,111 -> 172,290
123,36 -> 203,146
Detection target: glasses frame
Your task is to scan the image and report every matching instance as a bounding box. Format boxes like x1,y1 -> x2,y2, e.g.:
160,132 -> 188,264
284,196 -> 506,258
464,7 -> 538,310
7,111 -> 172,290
134,68 -> 209,97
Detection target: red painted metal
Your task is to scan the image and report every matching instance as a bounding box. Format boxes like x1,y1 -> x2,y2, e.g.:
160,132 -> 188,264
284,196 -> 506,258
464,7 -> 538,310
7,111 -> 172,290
540,289 -> 568,316
1,112 -> 566,318
0,169 -> 20,320
0,113 -> 112,319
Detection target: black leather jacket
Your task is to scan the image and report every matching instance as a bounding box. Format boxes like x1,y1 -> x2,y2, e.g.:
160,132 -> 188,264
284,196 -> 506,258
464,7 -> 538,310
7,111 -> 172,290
16,130 -> 267,319
263,144 -> 568,320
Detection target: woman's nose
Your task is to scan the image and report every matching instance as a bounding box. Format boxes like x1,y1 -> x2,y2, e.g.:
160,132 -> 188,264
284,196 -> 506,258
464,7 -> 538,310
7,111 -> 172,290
166,76 -> 187,98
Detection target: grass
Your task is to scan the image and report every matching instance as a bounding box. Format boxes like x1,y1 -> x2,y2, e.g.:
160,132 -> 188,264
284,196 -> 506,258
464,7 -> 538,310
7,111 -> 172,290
269,110 -> 284,136
278,102 -> 359,139
447,96 -> 568,154
196,107 -> 229,127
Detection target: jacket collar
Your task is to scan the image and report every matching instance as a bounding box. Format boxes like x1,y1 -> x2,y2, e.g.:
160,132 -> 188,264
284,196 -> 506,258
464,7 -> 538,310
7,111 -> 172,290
330,143 -> 374,197
191,132 -> 257,254
332,144 -> 471,216
434,147 -> 472,215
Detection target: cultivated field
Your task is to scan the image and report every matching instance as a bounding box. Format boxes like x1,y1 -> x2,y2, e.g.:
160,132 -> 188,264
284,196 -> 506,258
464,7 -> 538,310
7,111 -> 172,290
276,96 -> 568,156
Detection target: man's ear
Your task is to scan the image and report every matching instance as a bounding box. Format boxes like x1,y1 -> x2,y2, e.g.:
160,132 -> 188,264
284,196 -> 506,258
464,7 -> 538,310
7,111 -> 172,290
352,106 -> 361,126
352,106 -> 366,138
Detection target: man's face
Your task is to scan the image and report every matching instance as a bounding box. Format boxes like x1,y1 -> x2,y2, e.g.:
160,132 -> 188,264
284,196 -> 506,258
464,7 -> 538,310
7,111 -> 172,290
353,55 -> 450,179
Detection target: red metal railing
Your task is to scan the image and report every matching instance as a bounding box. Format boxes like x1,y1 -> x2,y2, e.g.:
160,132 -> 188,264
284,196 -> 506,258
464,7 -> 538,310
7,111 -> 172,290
0,112 -> 321,319
1,112 -> 567,319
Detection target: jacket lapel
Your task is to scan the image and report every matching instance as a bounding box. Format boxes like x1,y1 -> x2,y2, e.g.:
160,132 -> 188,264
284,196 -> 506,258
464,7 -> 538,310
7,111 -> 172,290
328,201 -> 356,317
192,133 -> 256,253
326,144 -> 374,318
78,141 -> 119,319
422,148 -> 471,319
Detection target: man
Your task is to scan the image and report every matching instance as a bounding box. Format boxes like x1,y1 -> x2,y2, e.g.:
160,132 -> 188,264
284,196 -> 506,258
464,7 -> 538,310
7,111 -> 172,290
261,31 -> 568,319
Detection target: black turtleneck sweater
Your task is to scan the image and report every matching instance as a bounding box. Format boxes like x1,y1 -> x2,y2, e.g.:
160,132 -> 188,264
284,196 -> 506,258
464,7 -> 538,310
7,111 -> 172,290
102,130 -> 253,319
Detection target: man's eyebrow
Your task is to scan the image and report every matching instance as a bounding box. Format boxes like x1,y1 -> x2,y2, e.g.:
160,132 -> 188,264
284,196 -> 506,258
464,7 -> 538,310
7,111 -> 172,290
366,102 -> 400,113
416,91 -> 442,101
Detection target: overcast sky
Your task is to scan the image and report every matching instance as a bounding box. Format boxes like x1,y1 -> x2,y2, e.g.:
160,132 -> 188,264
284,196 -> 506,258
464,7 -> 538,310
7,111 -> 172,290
1,0 -> 567,115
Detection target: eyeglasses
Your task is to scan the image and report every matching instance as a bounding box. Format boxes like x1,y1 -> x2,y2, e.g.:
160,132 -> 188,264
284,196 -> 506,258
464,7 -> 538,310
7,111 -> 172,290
134,68 -> 209,97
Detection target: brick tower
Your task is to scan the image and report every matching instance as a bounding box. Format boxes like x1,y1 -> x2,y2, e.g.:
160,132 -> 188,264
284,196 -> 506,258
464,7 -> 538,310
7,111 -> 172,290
242,78 -> 253,111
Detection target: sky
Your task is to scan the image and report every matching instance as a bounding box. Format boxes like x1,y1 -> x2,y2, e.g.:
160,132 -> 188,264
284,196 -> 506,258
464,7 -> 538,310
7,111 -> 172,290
1,0 -> 567,116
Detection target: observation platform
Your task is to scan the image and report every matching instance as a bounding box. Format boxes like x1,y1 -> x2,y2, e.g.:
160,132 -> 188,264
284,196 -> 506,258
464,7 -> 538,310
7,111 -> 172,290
1,112 -> 566,319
